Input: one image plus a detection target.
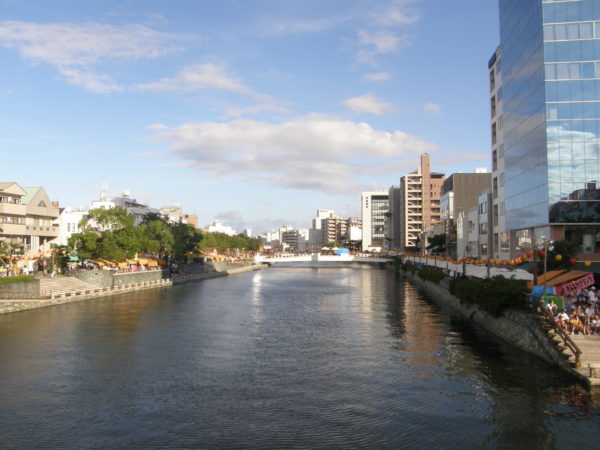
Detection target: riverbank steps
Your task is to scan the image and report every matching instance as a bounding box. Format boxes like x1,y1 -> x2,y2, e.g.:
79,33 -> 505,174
0,263 -> 268,315
395,267 -> 597,388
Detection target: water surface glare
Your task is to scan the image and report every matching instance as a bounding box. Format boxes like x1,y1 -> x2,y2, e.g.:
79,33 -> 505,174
1,267 -> 599,448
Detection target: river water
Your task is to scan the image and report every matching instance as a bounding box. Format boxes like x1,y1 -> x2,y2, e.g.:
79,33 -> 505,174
1,266 -> 599,448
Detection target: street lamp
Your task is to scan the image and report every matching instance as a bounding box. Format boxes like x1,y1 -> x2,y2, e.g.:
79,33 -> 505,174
540,236 -> 554,304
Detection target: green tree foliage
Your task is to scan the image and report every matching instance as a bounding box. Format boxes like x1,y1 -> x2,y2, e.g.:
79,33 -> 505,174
171,222 -> 203,259
141,211 -> 167,225
449,276 -> 528,317
68,230 -> 100,260
426,234 -> 446,255
139,220 -> 174,255
417,266 -> 446,284
198,232 -> 259,252
538,239 -> 579,272
80,207 -> 135,232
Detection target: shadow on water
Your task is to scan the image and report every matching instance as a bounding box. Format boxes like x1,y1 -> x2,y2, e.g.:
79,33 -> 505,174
402,273 -> 600,448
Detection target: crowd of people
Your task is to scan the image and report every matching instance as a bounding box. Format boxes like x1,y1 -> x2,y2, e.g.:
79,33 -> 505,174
546,286 -> 600,335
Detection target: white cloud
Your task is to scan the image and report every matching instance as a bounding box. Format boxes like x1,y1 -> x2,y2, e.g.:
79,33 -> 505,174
424,102 -> 443,116
343,93 -> 393,115
149,114 -> 436,195
134,63 -> 282,117
0,20 -> 182,92
134,63 -> 250,94
58,68 -> 122,93
221,103 -> 286,119
372,0 -> 420,27
146,123 -> 169,131
354,1 -> 419,65
363,72 -> 391,82
0,21 -> 180,65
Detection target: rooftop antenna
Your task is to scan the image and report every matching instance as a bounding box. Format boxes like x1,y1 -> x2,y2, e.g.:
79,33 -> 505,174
100,182 -> 109,201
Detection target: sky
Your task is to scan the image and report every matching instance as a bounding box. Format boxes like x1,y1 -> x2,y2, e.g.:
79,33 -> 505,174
1,0 -> 500,235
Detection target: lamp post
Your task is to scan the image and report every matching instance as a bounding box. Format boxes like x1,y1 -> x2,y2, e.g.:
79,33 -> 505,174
541,236 -> 554,304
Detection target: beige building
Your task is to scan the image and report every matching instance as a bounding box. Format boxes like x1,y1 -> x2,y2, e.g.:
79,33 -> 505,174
0,182 -> 59,255
399,154 -> 445,251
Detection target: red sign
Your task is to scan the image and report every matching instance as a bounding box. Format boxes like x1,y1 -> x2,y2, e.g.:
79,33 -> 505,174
556,273 -> 595,296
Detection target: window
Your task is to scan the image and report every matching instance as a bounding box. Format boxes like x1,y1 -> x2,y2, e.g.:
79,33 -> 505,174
38,200 -> 46,207
492,122 -> 497,145
491,96 -> 496,118
493,150 -> 498,171
493,177 -> 498,199
490,70 -> 495,92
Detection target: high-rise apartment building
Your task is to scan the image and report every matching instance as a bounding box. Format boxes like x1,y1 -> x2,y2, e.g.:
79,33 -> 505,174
399,154 -> 445,251
440,171 -> 492,258
361,191 -> 389,251
495,0 -> 600,258
385,186 -> 402,250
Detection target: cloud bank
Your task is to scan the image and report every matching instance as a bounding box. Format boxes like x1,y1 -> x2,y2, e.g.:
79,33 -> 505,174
149,114 -> 437,194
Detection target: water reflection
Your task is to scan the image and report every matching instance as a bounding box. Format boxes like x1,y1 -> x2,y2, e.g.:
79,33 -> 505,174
0,268 -> 599,448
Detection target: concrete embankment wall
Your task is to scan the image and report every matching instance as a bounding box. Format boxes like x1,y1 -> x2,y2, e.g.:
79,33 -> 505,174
0,263 -> 268,315
401,270 -> 586,382
0,279 -> 40,299
0,278 -> 173,314
71,269 -> 169,288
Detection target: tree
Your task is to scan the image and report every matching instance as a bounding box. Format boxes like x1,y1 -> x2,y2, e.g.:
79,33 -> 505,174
68,230 -> 100,260
139,220 -> 174,255
171,223 -> 203,259
538,239 -> 579,272
80,207 -> 135,232
426,234 -> 446,255
141,211 -> 167,225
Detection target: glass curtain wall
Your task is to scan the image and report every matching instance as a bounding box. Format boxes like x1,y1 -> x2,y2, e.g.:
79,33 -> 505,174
500,0 -> 600,254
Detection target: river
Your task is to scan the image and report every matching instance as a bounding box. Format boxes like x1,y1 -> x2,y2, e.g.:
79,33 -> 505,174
0,265 -> 599,448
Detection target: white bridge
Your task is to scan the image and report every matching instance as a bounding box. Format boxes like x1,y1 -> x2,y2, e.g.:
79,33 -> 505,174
255,253 -> 392,264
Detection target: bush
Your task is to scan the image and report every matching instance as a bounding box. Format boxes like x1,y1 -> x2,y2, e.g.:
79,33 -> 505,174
449,275 -> 528,317
401,261 -> 416,274
0,275 -> 35,285
417,266 -> 446,284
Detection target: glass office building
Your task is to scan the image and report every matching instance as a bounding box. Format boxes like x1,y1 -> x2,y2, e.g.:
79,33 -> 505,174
499,0 -> 600,255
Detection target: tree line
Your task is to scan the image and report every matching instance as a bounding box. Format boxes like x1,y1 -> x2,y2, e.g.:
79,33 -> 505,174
68,208 -> 259,261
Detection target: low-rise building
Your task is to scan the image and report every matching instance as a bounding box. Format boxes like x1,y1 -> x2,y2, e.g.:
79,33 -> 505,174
0,182 -> 59,255
54,207 -> 88,246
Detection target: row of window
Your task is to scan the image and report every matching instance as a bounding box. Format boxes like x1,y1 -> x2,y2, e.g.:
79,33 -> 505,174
0,216 -> 25,225
543,1 -> 600,25
543,21 -> 600,42
0,196 -> 21,204
545,61 -> 600,80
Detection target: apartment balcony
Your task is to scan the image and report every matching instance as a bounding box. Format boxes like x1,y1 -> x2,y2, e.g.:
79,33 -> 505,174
25,224 -> 59,237
0,203 -> 26,216
0,223 -> 26,235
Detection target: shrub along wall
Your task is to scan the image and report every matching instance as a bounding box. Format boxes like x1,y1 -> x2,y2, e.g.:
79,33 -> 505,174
449,276 -> 528,317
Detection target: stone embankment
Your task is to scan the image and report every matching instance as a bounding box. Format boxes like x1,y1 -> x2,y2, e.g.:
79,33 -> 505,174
0,263 -> 267,315
401,269 -> 595,387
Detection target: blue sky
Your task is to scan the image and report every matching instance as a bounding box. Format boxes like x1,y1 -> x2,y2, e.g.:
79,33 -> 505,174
1,0 -> 500,234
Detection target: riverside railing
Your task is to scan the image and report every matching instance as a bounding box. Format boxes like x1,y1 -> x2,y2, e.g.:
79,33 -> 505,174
541,307 -> 582,368
402,255 -> 534,281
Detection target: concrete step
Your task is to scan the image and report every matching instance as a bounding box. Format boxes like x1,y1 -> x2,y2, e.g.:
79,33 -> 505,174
39,276 -> 97,295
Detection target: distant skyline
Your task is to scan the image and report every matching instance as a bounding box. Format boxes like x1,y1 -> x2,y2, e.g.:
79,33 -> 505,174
1,0 -> 500,234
